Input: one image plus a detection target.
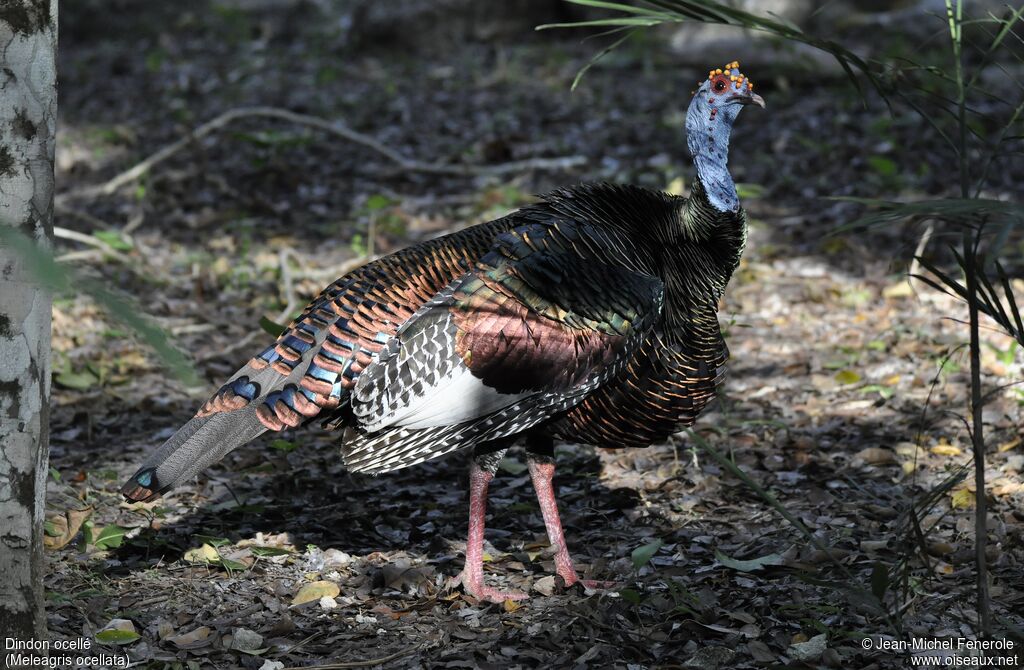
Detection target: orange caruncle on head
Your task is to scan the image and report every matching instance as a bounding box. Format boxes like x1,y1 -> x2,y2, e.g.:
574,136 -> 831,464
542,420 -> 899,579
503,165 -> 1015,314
704,60 -> 757,101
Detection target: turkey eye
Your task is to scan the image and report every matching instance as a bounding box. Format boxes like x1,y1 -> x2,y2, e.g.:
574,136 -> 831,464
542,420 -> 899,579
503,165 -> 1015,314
713,80 -> 727,92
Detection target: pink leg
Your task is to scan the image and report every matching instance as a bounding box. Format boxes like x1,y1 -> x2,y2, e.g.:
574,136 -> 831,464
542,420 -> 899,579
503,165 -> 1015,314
456,462 -> 527,603
528,458 -> 614,591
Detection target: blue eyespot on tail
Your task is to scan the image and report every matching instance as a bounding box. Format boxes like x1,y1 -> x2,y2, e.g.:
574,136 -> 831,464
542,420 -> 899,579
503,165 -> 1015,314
121,467 -> 160,502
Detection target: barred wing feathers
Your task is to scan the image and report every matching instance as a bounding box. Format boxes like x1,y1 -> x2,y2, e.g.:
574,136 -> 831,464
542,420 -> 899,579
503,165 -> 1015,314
342,223 -> 664,474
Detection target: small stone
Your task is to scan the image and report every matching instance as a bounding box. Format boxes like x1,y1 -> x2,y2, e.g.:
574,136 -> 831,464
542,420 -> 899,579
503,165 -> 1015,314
683,646 -> 735,669
319,595 -> 338,610
788,633 -> 827,662
230,627 -> 263,651
322,548 -> 353,570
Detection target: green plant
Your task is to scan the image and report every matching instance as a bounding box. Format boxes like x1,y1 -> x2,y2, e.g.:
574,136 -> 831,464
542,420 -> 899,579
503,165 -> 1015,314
0,227 -> 199,386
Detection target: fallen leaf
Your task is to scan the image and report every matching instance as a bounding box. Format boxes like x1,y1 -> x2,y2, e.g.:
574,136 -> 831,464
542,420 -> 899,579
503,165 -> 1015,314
950,488 -> 974,509
631,539 -> 663,570
997,438 -> 1020,452
714,550 -> 784,573
184,543 -> 221,563
882,281 -> 913,299
168,626 -> 211,649
43,507 -> 93,550
533,575 -> 557,596
931,443 -> 962,457
293,580 -> 340,606
92,524 -> 130,550
855,447 -> 896,465
96,619 -> 139,645
834,369 -> 861,385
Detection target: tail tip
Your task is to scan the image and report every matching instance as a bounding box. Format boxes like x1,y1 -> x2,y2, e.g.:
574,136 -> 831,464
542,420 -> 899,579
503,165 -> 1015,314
121,468 -> 162,503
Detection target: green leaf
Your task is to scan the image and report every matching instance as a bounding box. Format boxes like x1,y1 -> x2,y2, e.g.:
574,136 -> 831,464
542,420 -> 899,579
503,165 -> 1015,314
539,17 -> 667,28
832,197 -> 1024,234
193,535 -> 232,548
55,369 -> 100,390
714,549 -> 784,572
859,384 -> 894,399
363,194 -> 395,212
631,539 -> 663,570
220,558 -> 248,572
562,0 -> 672,15
250,546 -> 292,557
618,588 -> 643,604
735,183 -> 765,199
269,438 -> 298,453
92,230 -> 134,251
834,369 -> 862,385
95,629 -> 140,645
538,0 -> 885,101
866,155 -> 898,177
259,316 -> 286,337
93,524 -> 130,550
81,520 -> 94,547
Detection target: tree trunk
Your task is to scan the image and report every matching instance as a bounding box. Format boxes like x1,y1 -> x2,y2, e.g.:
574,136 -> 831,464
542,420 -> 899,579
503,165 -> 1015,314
0,0 -> 57,647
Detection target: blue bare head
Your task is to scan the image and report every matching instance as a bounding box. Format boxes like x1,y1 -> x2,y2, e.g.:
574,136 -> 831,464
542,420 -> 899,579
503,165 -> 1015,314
685,61 -> 765,213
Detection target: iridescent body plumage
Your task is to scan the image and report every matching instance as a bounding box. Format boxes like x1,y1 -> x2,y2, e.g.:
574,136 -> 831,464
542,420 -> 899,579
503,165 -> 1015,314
123,61 -> 763,603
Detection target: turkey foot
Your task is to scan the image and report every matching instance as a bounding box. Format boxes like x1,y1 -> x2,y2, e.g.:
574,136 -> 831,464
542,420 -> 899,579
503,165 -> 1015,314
451,570 -> 528,603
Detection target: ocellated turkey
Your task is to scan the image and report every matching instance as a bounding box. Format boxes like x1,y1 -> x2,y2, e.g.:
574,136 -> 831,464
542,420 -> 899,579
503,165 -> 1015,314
123,61 -> 764,602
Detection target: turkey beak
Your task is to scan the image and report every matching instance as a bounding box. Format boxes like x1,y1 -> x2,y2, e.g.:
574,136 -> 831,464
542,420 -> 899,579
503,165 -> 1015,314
741,93 -> 766,109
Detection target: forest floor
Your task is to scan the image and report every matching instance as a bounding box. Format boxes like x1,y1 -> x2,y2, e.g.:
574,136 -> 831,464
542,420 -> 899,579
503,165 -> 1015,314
42,3 -> 1024,669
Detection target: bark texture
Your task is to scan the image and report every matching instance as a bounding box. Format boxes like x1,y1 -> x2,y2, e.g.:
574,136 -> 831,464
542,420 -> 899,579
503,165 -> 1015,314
0,0 -> 57,644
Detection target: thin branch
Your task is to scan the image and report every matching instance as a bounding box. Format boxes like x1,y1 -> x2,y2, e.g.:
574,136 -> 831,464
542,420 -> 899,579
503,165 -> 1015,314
282,644 -> 426,670
53,224 -> 140,272
57,106 -> 586,203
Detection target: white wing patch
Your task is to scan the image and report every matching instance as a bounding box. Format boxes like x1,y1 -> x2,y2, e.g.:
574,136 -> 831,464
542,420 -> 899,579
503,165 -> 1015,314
372,365 -> 530,430
352,298 -> 531,433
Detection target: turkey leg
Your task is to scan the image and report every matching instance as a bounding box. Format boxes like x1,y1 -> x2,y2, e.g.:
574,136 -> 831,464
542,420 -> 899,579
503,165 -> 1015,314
527,454 -> 613,590
456,460 -> 527,603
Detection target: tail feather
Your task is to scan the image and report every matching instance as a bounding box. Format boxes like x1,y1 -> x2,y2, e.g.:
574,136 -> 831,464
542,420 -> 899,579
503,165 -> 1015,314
121,338 -> 328,502
121,406 -> 268,502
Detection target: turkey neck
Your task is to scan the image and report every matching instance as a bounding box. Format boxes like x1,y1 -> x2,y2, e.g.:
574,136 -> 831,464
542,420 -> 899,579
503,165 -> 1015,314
685,94 -> 740,214
659,182 -> 747,357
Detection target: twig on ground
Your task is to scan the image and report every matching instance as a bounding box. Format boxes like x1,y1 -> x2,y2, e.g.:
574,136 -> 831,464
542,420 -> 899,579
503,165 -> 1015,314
57,106 -> 587,203
53,223 -> 140,272
169,323 -> 216,336
54,249 -> 105,264
209,602 -> 264,628
282,644 -> 426,670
